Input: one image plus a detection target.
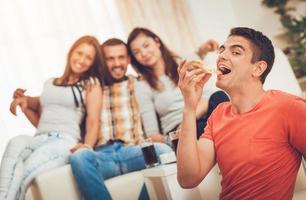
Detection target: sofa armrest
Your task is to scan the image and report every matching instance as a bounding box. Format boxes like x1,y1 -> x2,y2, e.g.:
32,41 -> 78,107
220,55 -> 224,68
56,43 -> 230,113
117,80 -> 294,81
106,171 -> 144,200
26,165 -> 81,200
197,165 -> 222,200
294,161 -> 306,193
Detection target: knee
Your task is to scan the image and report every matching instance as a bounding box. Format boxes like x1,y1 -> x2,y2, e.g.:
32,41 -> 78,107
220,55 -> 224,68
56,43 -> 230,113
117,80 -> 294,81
6,135 -> 31,152
8,135 -> 31,146
69,149 -> 96,167
154,143 -> 173,156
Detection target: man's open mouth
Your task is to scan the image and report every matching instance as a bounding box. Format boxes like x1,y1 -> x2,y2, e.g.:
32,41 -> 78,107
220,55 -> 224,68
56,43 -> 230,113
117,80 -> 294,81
219,66 -> 231,75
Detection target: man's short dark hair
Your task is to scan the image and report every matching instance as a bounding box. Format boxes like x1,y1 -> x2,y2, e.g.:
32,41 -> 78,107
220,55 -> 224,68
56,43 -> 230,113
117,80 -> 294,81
101,38 -> 127,49
229,27 -> 275,84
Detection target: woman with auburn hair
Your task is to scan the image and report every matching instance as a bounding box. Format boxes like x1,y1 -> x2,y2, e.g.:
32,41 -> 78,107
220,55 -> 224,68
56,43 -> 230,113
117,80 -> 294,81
127,27 -> 229,143
0,35 -> 104,200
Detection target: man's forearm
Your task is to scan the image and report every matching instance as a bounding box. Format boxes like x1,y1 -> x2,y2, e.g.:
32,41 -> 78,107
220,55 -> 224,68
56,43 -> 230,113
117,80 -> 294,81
84,118 -> 100,147
196,98 -> 208,119
27,96 -> 40,112
177,107 -> 202,187
23,108 -> 40,127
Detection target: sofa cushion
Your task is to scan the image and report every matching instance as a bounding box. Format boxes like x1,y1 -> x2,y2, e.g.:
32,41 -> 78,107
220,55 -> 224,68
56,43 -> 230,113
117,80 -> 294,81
106,171 -> 144,200
25,165 -> 144,200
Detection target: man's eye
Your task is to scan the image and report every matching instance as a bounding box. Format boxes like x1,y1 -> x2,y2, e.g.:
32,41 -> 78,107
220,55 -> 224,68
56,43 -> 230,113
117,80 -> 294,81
232,51 -> 240,55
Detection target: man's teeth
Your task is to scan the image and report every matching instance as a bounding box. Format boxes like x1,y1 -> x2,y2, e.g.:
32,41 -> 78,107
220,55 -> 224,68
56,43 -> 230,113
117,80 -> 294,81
112,67 -> 123,72
219,67 -> 231,75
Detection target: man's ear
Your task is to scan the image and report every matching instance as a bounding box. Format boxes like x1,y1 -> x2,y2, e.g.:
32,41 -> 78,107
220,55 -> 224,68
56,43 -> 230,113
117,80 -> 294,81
253,61 -> 267,78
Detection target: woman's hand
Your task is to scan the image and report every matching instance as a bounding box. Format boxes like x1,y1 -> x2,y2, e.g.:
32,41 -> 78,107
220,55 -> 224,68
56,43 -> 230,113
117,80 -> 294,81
197,39 -> 219,59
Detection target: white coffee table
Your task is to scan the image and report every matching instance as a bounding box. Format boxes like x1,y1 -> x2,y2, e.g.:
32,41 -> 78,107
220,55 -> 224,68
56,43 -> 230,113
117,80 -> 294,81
142,163 -> 201,200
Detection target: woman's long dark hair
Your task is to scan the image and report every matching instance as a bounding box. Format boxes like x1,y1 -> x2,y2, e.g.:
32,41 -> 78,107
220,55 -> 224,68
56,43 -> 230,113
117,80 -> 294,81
127,27 -> 179,91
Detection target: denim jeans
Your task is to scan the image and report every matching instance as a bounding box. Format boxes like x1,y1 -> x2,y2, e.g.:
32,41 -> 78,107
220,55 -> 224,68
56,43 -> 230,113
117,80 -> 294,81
69,142 -> 173,200
0,132 -> 77,200
0,135 -> 32,200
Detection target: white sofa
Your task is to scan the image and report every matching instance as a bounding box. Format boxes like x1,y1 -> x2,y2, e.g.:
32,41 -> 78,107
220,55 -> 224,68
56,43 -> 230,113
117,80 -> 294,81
25,160 -> 306,200
25,165 -> 144,200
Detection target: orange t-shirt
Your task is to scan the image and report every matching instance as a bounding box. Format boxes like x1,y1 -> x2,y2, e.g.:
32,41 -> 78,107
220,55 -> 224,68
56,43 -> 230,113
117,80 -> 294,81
202,90 -> 306,200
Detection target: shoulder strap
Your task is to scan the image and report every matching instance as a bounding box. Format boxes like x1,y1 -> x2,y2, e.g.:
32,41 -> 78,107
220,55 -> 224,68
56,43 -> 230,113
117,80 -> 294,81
71,84 -> 85,108
75,85 -> 85,108
71,86 -> 79,107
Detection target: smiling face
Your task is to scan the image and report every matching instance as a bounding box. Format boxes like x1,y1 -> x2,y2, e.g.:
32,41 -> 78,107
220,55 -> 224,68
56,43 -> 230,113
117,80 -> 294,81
129,33 -> 162,68
103,44 -> 130,81
216,36 -> 261,92
69,43 -> 96,76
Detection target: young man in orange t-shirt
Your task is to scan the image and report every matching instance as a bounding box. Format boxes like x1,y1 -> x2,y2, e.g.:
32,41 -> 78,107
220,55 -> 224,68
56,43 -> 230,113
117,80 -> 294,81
176,27 -> 306,199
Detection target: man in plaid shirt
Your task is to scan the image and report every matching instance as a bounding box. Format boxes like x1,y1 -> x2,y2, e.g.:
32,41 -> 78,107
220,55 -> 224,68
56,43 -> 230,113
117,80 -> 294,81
69,38 -> 173,200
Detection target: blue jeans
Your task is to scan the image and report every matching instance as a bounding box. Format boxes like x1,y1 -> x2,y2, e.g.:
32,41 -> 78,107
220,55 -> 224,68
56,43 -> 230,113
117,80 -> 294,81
0,132 -> 77,200
69,142 -> 173,200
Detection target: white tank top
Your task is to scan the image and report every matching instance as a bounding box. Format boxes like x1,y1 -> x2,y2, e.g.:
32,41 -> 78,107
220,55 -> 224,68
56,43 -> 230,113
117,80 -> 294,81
36,78 -> 85,140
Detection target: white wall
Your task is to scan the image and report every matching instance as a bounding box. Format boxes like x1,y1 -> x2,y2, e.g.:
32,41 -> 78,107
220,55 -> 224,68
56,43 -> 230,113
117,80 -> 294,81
187,0 -> 238,44
230,0 -> 283,38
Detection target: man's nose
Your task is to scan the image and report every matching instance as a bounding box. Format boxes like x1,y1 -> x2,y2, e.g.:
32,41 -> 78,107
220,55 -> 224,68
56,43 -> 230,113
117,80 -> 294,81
114,59 -> 120,66
218,50 -> 228,61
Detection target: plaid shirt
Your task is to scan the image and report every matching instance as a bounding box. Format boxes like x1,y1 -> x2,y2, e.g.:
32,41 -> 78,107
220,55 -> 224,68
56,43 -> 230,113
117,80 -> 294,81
97,76 -> 144,146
